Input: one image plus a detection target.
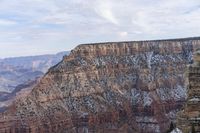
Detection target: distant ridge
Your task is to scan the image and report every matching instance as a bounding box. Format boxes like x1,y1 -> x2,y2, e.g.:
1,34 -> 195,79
0,51 -> 69,92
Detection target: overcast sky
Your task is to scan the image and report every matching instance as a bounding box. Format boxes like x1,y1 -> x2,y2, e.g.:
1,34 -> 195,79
0,0 -> 200,58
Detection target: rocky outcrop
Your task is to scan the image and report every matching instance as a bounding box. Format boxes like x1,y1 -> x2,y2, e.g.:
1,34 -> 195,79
0,80 -> 37,112
1,37 -> 200,133
176,49 -> 200,132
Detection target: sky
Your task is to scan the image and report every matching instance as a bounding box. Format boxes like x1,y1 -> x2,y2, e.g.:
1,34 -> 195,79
0,0 -> 200,58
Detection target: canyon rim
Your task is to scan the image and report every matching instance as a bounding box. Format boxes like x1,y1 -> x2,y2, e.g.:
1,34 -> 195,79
0,37 -> 200,133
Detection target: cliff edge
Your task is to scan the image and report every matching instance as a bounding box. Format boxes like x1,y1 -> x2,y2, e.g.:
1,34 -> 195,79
1,37 -> 200,133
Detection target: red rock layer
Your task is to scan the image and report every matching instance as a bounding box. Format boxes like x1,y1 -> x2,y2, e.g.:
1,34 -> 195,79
1,37 -> 200,133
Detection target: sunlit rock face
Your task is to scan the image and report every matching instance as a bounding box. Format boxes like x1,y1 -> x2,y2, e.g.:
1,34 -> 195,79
1,37 -> 200,133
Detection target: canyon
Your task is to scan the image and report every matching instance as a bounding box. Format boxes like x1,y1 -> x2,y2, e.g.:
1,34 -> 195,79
1,37 -> 200,133
0,51 -> 69,92
0,51 -> 69,111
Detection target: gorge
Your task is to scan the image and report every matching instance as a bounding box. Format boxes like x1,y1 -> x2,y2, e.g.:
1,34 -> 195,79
1,37 -> 200,133
0,51 -> 69,112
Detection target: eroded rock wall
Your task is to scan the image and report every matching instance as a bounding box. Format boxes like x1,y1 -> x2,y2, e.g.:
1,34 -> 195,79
1,37 -> 200,133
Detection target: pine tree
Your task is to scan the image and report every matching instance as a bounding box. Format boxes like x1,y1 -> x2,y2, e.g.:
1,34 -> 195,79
166,121 -> 175,133
169,121 -> 175,131
191,123 -> 196,133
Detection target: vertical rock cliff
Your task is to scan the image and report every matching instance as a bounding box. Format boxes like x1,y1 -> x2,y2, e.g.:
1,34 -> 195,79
1,37 -> 200,133
177,49 -> 200,133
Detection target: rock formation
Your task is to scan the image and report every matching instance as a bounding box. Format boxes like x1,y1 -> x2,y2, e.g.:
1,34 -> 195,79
0,51 -> 69,113
1,37 -> 200,133
177,49 -> 200,132
0,80 -> 38,112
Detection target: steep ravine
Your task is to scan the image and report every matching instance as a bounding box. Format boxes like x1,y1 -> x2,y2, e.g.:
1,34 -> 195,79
1,37 -> 200,133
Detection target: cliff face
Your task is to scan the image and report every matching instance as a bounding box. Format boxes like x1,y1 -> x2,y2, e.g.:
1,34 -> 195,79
177,50 -> 200,132
1,38 -> 200,133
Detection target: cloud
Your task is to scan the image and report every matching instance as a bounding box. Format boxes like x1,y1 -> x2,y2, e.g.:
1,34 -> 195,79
119,31 -> 128,37
0,19 -> 17,26
0,0 -> 200,57
94,1 -> 119,25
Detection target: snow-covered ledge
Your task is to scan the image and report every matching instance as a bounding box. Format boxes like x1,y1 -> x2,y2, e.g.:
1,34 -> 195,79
171,128 -> 183,133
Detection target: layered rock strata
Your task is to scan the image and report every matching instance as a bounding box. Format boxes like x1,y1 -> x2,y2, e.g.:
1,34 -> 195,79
177,49 -> 200,132
1,37 -> 200,133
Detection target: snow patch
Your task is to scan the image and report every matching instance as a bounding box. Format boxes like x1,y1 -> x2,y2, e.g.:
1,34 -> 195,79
146,52 -> 153,69
171,128 -> 182,133
143,92 -> 153,106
